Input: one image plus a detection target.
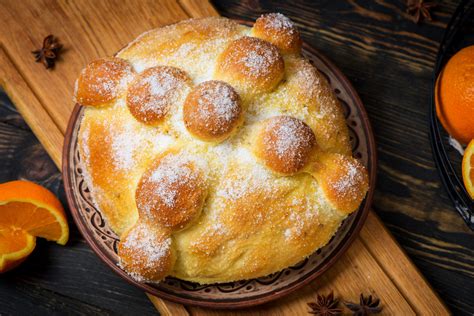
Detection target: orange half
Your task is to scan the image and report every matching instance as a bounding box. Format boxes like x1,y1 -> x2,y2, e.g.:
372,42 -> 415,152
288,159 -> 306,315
0,180 -> 69,273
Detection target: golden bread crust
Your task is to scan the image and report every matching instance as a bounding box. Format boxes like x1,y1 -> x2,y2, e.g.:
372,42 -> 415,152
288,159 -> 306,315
117,17 -> 246,79
183,80 -> 243,142
136,150 -> 207,230
214,36 -> 284,97
77,15 -> 369,284
75,57 -> 133,107
310,153 -> 369,214
126,66 -> 191,125
252,13 -> 302,54
254,116 -> 316,175
118,221 -> 175,282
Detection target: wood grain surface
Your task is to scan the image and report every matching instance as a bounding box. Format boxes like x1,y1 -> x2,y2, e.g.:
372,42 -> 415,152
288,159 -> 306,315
0,0 -> 472,315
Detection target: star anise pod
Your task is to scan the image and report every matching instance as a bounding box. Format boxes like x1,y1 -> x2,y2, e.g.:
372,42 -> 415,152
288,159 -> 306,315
32,35 -> 63,69
345,294 -> 382,316
407,0 -> 437,24
307,291 -> 342,315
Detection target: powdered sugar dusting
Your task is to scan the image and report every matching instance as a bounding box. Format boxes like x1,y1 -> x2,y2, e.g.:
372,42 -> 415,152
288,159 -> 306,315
331,158 -> 364,198
138,151 -> 207,217
124,230 -> 171,267
109,123 -> 137,170
284,194 -> 320,240
150,134 -> 174,153
198,82 -> 240,123
241,40 -> 279,77
190,81 -> 241,133
147,73 -> 176,99
104,115 -> 173,172
246,105 -> 284,124
86,68 -> 115,96
263,13 -> 295,32
80,125 -> 91,162
119,225 -> 171,282
216,148 -> 274,200
81,59 -> 132,102
296,61 -> 321,100
220,37 -> 281,79
243,50 -> 267,73
128,68 -> 185,118
149,154 -> 197,208
266,116 -> 315,159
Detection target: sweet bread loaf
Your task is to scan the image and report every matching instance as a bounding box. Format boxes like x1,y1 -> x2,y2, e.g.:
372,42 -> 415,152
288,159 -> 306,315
76,14 -> 369,284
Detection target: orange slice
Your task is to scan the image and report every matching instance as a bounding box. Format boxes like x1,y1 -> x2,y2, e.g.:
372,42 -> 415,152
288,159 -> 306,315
0,180 -> 69,273
462,140 -> 474,199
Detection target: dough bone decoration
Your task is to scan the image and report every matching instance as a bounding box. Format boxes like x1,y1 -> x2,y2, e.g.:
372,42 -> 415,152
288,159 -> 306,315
435,45 -> 474,199
0,180 -> 69,273
74,13 -> 369,284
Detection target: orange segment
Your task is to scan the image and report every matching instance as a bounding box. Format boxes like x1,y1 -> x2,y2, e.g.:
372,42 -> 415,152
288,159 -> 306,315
0,180 -> 69,273
0,227 -> 36,273
462,140 -> 474,199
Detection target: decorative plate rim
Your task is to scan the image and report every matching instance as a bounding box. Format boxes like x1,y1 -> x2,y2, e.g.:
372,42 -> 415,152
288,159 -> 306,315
62,20 -> 377,309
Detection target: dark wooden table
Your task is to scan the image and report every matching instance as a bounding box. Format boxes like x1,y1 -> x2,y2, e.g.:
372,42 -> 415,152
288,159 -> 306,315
1,0 -> 473,315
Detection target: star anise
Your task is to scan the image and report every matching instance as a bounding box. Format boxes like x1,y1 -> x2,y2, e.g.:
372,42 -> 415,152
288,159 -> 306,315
307,291 -> 342,315
32,35 -> 63,69
407,0 -> 437,24
345,294 -> 382,316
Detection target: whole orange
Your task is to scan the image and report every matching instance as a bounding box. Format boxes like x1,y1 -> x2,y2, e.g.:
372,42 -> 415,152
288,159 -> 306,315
435,45 -> 474,144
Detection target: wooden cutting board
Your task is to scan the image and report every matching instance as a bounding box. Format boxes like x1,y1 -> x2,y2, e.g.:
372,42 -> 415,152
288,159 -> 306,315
0,0 -> 449,314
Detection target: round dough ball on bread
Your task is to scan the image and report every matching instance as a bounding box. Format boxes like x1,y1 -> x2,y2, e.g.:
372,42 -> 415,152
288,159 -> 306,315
118,220 -> 175,282
136,151 -> 207,231
75,57 -> 133,107
311,153 -> 369,214
183,80 -> 243,142
252,13 -> 302,54
127,66 -> 191,125
214,36 -> 284,96
254,116 -> 317,175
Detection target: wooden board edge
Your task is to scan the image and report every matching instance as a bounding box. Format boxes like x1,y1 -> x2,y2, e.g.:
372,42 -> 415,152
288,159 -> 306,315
147,293 -> 190,316
360,211 -> 450,314
0,45 -> 64,169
